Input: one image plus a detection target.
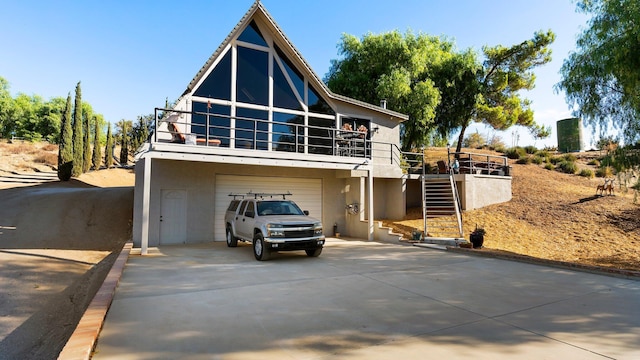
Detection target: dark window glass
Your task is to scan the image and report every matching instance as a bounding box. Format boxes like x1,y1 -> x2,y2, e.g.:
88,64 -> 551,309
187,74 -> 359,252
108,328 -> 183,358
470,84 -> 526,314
275,44 -> 304,99
273,112 -> 304,153
238,200 -> 248,214
273,60 -> 303,111
308,117 -> 334,155
237,20 -> 268,47
237,47 -> 269,106
192,102 -> 231,147
308,85 -> 335,115
244,201 -> 255,216
236,107 -> 268,150
193,50 -> 231,101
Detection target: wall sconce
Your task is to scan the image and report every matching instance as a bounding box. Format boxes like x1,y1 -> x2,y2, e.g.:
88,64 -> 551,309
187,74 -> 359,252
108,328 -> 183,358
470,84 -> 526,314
372,126 -> 379,134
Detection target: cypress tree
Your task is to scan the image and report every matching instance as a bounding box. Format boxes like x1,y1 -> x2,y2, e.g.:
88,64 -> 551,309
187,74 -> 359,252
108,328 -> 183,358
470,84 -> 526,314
57,93 -> 73,181
91,115 -> 102,170
119,121 -> 129,166
82,106 -> 91,173
71,81 -> 83,177
105,123 -> 114,168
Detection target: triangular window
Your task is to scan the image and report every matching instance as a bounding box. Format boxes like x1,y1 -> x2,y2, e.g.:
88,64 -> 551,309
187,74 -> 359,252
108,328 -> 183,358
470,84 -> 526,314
237,20 -> 268,47
308,85 -> 335,115
275,44 -> 304,100
273,60 -> 303,111
193,50 -> 231,101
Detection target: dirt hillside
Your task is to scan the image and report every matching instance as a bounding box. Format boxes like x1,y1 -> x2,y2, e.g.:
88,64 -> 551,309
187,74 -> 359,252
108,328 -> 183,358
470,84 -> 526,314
386,147 -> 640,273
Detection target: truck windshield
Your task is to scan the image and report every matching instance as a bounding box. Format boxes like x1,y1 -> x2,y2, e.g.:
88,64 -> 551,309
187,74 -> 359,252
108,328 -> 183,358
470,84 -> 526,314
257,201 -> 304,216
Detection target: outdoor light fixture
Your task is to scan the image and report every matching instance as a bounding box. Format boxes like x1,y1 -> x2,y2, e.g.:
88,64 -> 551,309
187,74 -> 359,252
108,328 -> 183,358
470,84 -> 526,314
372,126 -> 379,134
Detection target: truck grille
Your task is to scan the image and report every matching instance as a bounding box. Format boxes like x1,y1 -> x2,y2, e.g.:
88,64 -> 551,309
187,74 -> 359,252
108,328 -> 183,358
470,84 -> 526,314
284,229 -> 315,238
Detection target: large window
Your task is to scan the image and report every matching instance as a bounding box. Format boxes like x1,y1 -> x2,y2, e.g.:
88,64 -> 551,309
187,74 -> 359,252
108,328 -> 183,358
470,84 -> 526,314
192,102 -> 231,147
236,108 -> 268,150
273,112 -> 304,153
237,47 -> 269,106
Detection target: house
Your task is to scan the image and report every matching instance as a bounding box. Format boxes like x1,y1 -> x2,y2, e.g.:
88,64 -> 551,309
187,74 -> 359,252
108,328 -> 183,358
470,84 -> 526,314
132,1 -> 414,253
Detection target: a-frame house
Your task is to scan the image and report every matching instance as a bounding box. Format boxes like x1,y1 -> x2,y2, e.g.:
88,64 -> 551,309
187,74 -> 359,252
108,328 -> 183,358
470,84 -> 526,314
132,1 -> 414,253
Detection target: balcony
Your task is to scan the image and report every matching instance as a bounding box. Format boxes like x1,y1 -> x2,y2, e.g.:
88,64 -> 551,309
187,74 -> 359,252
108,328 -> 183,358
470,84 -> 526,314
142,108 -> 407,172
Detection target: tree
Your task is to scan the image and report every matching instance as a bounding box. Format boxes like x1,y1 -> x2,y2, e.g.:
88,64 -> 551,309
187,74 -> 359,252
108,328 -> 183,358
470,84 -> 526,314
325,31 -> 446,150
0,77 -> 15,138
71,82 -> 83,177
131,114 -> 153,151
117,120 -> 131,166
91,115 -> 102,170
105,123 -> 114,168
325,30 -> 555,152
557,0 -> 640,144
452,30 -> 555,153
82,106 -> 91,173
463,131 -> 486,149
57,94 -> 73,181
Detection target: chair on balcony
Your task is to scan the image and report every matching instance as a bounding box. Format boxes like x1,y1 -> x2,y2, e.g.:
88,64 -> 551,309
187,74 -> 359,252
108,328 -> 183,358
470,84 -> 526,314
437,160 -> 449,174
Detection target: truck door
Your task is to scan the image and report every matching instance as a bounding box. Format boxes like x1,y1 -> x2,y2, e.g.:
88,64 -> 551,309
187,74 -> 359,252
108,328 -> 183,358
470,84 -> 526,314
236,200 -> 255,240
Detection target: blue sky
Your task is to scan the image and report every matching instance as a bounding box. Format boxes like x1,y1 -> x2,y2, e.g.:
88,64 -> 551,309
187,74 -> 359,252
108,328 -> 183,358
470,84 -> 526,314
1,0 -> 592,147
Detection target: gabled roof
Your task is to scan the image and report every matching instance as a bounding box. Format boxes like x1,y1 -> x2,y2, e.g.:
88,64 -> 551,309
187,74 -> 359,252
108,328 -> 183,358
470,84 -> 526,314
182,0 -> 408,121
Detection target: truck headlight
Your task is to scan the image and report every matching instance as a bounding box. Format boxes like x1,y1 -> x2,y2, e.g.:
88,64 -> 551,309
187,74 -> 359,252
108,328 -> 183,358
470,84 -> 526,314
313,223 -> 323,236
267,224 -> 285,237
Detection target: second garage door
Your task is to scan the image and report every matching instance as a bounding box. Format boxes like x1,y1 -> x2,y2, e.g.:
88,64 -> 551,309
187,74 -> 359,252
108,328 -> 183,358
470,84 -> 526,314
214,175 -> 323,240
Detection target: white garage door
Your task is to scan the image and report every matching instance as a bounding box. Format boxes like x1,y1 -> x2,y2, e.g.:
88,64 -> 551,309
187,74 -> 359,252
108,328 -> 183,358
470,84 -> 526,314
214,175 -> 323,241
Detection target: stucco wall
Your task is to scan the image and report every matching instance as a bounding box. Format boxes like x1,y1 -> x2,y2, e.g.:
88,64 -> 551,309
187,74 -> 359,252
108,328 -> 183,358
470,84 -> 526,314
133,159 -> 360,247
455,174 -> 512,210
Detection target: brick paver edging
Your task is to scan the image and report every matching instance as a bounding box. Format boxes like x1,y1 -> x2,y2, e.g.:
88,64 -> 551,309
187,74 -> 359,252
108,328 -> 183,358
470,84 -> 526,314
58,242 -> 133,360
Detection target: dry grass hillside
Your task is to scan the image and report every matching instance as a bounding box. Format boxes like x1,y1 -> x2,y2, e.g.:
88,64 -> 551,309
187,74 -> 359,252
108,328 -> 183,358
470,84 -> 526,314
385,147 -> 640,274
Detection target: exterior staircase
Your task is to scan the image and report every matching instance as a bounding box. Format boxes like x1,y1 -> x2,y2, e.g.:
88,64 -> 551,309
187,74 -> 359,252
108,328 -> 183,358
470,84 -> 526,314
421,173 -> 464,244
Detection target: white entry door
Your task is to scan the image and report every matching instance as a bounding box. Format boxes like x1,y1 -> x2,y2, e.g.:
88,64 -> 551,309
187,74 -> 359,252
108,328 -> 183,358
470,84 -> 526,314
160,189 -> 187,245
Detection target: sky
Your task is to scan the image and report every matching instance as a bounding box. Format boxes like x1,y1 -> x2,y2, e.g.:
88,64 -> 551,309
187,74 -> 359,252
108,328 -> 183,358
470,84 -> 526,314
1,0 -> 594,148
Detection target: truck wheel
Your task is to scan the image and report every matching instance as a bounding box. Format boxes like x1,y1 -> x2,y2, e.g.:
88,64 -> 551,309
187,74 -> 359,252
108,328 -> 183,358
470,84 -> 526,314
226,227 -> 238,247
305,248 -> 322,257
253,234 -> 270,261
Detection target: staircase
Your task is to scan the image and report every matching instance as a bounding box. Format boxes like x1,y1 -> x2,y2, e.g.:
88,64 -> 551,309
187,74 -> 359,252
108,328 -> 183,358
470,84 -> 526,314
421,174 -> 464,242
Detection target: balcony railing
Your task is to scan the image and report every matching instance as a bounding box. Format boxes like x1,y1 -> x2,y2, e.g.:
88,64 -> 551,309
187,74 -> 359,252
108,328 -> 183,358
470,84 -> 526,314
153,108 -> 373,159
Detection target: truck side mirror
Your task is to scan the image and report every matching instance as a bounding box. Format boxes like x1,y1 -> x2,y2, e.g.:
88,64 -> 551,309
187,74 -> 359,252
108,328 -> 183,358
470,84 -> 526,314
303,210 -> 309,215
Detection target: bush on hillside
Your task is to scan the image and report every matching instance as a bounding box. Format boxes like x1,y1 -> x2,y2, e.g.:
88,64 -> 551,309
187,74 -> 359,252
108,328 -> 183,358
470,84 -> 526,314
578,168 -> 594,178
595,166 -> 614,178
505,147 -> 526,159
524,145 -> 537,154
556,160 -> 578,174
532,155 -> 544,165
587,158 -> 600,166
544,163 -> 555,170
516,156 -> 532,164
563,153 -> 577,162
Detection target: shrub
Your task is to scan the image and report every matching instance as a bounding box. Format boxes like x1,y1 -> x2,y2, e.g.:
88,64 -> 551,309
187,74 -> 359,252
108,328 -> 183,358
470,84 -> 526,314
516,156 -> 531,164
595,166 -> 614,178
535,149 -> 550,158
587,158 -> 600,166
492,144 -> 507,153
556,160 -> 578,174
549,156 -> 563,165
504,147 -> 525,159
544,163 -> 555,170
563,153 -> 577,162
33,153 -> 58,167
578,168 -> 594,178
524,145 -> 537,154
532,156 -> 544,165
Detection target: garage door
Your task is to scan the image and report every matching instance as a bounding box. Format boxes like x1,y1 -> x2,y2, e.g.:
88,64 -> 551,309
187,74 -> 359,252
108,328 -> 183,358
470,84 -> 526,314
214,175 -> 323,240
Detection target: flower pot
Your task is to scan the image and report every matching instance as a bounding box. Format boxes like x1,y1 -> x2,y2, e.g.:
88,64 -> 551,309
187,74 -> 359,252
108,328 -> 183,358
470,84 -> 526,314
470,233 -> 484,248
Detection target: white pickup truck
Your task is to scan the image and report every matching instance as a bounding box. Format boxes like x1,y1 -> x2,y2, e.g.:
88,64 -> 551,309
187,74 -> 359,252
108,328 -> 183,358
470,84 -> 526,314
224,193 -> 325,261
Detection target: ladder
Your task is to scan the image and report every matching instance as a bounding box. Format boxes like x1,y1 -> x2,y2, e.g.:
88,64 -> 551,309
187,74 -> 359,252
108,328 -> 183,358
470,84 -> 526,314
421,172 -> 464,240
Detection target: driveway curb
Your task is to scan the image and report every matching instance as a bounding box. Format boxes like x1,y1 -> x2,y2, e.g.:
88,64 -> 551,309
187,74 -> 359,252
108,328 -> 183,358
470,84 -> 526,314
58,242 -> 132,360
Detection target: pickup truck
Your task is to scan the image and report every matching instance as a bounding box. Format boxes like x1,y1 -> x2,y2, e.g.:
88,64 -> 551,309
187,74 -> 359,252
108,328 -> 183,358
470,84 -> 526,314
224,194 -> 325,261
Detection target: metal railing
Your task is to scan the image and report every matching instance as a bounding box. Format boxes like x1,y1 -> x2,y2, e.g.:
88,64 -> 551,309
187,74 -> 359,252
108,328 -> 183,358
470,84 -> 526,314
154,108 -> 373,159
447,151 -> 510,176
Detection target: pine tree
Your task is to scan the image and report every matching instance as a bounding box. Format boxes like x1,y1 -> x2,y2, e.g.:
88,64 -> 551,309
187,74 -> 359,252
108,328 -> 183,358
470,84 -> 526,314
105,123 -> 114,168
91,115 -> 102,170
71,81 -> 83,177
57,93 -> 73,181
82,107 -> 91,173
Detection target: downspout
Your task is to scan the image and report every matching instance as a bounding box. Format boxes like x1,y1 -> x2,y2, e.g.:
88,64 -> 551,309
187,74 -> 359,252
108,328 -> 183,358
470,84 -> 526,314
141,155 -> 152,255
368,167 -> 374,241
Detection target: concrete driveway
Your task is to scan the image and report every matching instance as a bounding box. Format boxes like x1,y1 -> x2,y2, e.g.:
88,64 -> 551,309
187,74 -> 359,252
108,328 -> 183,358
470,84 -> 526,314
93,239 -> 640,359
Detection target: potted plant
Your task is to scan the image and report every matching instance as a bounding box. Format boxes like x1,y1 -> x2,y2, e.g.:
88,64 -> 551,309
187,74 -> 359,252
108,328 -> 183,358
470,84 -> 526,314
470,224 -> 485,249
